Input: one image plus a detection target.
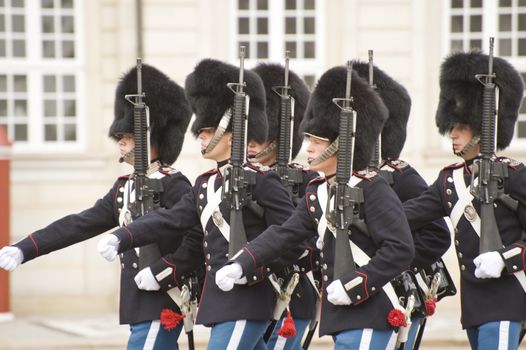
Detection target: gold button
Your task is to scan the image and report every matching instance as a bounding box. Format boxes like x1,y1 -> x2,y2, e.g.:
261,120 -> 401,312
119,187 -> 124,193
117,197 -> 123,203
168,284 -> 172,288
371,287 -> 376,292
322,264 -> 328,270
309,194 -> 317,201
320,252 -> 324,258
204,241 -> 207,248
455,240 -> 460,246
446,189 -> 452,195
132,262 -> 138,269
323,275 -> 328,281
357,295 -> 361,300
513,265 -> 518,270
301,267 -> 305,272
310,206 -> 315,213
206,253 -> 211,260
458,252 -> 463,258
253,276 -> 257,281
461,265 -> 465,271
121,263 -> 125,269
447,202 -> 452,208
199,194 -> 204,199
207,265 -> 211,271
202,183 -> 208,188
447,177 -> 453,183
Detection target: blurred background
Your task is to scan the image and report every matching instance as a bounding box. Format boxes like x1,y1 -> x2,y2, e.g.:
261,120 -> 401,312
0,0 -> 525,348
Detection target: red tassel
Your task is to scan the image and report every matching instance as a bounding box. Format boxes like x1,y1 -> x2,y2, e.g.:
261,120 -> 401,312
387,309 -> 407,328
160,309 -> 184,331
277,311 -> 296,338
425,299 -> 437,316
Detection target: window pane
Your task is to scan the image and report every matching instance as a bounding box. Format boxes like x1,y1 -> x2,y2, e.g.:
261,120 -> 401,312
286,0 -> 296,10
257,0 -> 267,10
43,40 -> 55,58
64,100 -> 75,116
44,124 -> 57,141
42,0 -> 54,8
12,15 -> 25,32
61,15 -> 74,33
499,0 -> 512,6
64,124 -> 76,141
257,17 -> 268,34
14,75 -> 26,92
12,0 -> 24,7
44,75 -> 56,92
62,40 -> 75,58
238,17 -> 249,34
499,14 -> 512,31
238,0 -> 249,10
520,99 -> 526,114
519,14 -> 526,31
14,124 -> 27,141
518,38 -> 526,56
0,76 -> 6,92
61,0 -> 73,8
451,16 -> 463,33
304,0 -> 315,10
451,0 -> 463,8
257,41 -> 268,58
63,75 -> 75,92
285,41 -> 296,58
470,15 -> 482,32
518,121 -> 526,138
44,100 -> 56,116
14,100 -> 26,116
303,75 -> 315,89
12,40 -> 25,57
499,38 -> 512,56
519,0 -> 526,5
0,40 -> 5,57
0,15 -> 5,32
286,17 -> 296,34
450,39 -> 463,51
469,39 -> 481,50
470,0 -> 482,7
0,100 -> 6,116
304,41 -> 315,58
42,16 -> 54,33
304,17 -> 315,34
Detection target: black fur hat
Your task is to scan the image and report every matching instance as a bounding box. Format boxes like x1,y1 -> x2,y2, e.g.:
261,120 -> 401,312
436,51 -> 524,150
185,59 -> 268,144
252,63 -> 310,159
352,62 -> 411,160
109,64 -> 192,164
301,66 -> 388,170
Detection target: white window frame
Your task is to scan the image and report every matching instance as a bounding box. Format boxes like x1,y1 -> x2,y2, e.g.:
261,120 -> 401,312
1,0 -> 85,154
229,0 -> 325,80
442,0 -> 526,150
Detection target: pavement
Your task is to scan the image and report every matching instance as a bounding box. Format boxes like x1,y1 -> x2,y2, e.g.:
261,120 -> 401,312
0,309 -> 501,350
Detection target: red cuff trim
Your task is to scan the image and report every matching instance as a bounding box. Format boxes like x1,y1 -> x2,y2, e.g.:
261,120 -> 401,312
243,247 -> 257,269
28,233 -> 39,257
122,226 -> 134,249
355,271 -> 369,304
161,257 -> 179,287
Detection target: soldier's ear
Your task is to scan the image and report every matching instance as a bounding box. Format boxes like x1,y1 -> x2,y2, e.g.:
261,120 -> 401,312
227,133 -> 233,147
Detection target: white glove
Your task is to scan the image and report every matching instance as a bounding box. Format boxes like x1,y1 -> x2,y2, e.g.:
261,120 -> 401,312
97,234 -> 120,262
215,263 -> 244,292
326,279 -> 352,306
474,251 -> 505,279
0,246 -> 23,272
134,267 -> 161,291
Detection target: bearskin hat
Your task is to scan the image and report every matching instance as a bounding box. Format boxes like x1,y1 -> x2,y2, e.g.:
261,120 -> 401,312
301,66 -> 388,170
252,63 -> 310,159
352,62 -> 411,160
185,59 -> 268,144
109,64 -> 192,165
436,51 -> 524,150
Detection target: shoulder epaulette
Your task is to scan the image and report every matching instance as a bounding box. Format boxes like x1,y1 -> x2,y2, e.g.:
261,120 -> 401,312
307,176 -> 326,186
159,166 -> 180,176
443,162 -> 464,171
383,159 -> 410,171
289,162 -> 309,172
497,157 -> 523,169
118,174 -> 130,180
353,169 -> 377,181
244,162 -> 268,173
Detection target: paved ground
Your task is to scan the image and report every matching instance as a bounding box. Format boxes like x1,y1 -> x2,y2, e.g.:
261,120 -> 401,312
0,309 -> 500,350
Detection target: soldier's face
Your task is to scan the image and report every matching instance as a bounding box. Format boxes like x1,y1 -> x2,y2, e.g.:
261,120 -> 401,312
449,123 -> 480,159
198,128 -> 232,162
247,139 -> 275,166
118,133 -> 135,158
306,136 -> 337,174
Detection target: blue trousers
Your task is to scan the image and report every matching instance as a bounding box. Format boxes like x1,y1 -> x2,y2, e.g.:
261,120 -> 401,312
332,328 -> 397,350
208,320 -> 270,350
466,321 -> 521,350
404,316 -> 424,349
267,317 -> 310,350
128,320 -> 183,350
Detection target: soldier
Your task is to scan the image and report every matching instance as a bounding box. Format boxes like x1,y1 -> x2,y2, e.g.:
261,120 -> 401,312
216,66 -> 415,350
248,63 -> 319,350
403,51 -> 526,349
97,58 -> 298,349
352,61 -> 453,349
0,64 -> 194,350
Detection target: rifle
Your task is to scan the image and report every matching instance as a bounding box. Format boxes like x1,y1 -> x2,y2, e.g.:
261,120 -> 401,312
224,46 -> 257,258
365,50 -> 393,185
326,61 -> 364,279
273,51 -> 303,201
124,58 -> 163,269
470,37 -> 518,253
